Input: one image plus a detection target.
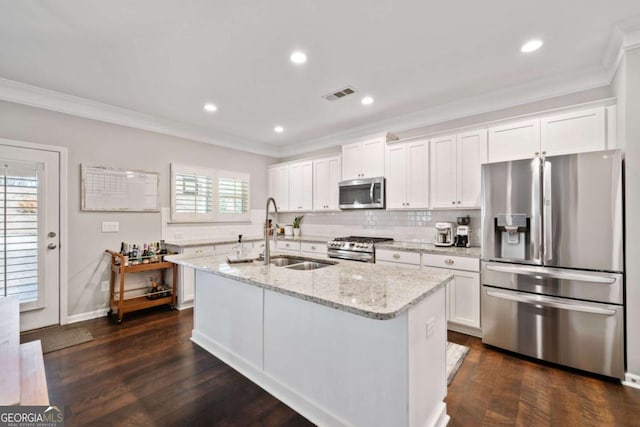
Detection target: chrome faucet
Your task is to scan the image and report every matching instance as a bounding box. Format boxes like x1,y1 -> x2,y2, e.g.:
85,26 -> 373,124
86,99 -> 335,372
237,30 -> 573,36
264,197 -> 278,265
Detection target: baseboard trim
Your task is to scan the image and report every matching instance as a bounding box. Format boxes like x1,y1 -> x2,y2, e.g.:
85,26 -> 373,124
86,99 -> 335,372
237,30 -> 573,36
66,308 -> 109,324
623,372 -> 640,389
447,323 -> 482,338
177,301 -> 194,310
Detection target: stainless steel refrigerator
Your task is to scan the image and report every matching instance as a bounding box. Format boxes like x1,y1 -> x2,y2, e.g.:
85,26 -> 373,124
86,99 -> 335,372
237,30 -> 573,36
481,149 -> 624,379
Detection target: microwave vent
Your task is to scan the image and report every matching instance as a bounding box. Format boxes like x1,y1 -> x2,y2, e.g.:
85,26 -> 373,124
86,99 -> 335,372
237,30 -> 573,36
323,86 -> 358,101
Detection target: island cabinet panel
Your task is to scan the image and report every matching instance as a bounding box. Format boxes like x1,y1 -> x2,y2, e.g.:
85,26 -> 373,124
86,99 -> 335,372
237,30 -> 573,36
193,271 -> 263,369
263,289 -> 409,427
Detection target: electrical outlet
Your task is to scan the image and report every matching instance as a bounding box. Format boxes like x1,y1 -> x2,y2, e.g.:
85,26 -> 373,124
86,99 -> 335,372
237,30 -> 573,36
426,318 -> 435,337
101,280 -> 110,291
101,221 -> 119,233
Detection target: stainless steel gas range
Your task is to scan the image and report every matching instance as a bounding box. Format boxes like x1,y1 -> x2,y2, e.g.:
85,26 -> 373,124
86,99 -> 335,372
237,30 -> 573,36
327,236 -> 394,263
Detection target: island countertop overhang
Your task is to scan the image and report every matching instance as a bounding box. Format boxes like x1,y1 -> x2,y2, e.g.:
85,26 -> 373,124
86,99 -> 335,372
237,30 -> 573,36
166,253 -> 453,320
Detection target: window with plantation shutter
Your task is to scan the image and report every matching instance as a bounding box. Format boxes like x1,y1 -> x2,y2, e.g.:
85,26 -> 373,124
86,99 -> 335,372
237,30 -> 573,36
171,164 -> 250,222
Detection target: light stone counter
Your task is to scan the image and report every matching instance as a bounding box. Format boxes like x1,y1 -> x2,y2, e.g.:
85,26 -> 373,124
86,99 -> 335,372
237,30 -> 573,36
377,241 -> 481,258
166,253 -> 453,320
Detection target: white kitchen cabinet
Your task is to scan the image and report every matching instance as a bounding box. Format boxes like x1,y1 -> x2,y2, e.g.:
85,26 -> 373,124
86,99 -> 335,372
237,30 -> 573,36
288,161 -> 313,212
430,130 -> 486,209
376,249 -> 421,269
313,156 -> 341,211
268,165 -> 289,211
342,134 -> 394,180
540,107 -> 606,156
164,243 -> 215,308
487,119 -> 540,163
300,241 -> 328,258
268,161 -> 313,212
487,106 -> 612,163
423,254 -> 481,336
385,139 -> 429,209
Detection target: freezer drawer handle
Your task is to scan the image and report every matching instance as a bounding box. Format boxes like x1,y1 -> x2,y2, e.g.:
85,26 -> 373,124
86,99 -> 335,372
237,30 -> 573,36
485,264 -> 616,284
486,290 -> 617,316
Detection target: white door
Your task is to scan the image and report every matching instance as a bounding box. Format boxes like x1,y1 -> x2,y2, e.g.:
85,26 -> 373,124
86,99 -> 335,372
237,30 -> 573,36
341,142 -> 362,180
313,159 -> 329,211
456,130 -> 486,208
487,119 -> 540,163
430,135 -> 457,208
1,145 -> 60,331
540,107 -> 606,157
448,271 -> 480,328
288,163 -> 303,211
361,138 -> 385,178
385,143 -> 407,209
326,157 -> 341,210
406,139 -> 429,209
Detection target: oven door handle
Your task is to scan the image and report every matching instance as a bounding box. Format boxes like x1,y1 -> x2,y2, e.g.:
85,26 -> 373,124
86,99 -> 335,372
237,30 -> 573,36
485,264 -> 616,284
369,182 -> 375,204
485,290 -> 617,316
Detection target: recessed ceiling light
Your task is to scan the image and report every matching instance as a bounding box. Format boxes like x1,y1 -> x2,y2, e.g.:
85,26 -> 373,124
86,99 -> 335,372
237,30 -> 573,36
203,103 -> 217,112
290,51 -> 307,64
521,39 -> 543,53
361,96 -> 374,105
274,126 -> 284,133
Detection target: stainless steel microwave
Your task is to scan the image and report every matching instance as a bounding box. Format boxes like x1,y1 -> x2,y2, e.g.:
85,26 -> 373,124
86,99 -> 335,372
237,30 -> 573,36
338,177 -> 385,209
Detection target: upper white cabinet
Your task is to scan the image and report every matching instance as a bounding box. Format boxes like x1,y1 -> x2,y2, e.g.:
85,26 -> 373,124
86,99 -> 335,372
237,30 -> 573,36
487,106 -> 614,163
342,133 -> 397,180
313,156 -> 341,211
386,139 -> 429,209
487,119 -> 540,163
541,107 -> 606,156
267,165 -> 289,211
430,130 -> 486,209
288,161 -> 313,212
268,161 -> 312,212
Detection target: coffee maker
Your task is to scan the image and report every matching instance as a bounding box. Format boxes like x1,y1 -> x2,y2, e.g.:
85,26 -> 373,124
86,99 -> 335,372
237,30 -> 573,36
455,216 -> 471,247
434,222 -> 454,247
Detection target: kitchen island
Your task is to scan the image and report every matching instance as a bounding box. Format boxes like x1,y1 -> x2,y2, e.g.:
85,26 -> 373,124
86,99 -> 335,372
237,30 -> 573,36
166,253 -> 453,427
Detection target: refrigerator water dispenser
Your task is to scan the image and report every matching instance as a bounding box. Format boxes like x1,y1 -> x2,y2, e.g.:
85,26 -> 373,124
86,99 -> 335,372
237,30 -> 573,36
495,214 -> 528,260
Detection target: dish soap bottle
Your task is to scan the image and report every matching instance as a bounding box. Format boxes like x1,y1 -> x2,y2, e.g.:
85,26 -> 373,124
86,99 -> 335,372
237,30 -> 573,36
237,234 -> 246,258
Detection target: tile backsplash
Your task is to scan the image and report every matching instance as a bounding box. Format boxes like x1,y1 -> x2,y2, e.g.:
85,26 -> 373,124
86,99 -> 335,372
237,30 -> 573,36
161,207 -> 482,247
277,209 -> 482,246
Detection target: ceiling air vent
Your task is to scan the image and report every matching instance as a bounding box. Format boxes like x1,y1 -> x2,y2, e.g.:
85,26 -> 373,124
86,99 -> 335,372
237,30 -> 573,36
323,86 -> 358,101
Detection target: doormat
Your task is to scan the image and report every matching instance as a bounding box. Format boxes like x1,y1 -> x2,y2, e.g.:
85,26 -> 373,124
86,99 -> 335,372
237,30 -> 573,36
447,341 -> 470,385
21,326 -> 94,354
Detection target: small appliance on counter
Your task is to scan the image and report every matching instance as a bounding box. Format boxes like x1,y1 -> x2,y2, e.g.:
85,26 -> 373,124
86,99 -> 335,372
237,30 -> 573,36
434,222 -> 454,247
454,216 -> 471,247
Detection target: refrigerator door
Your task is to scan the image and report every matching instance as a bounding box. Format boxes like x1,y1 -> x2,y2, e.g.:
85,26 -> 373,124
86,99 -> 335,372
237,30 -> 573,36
543,150 -> 623,272
481,157 -> 542,265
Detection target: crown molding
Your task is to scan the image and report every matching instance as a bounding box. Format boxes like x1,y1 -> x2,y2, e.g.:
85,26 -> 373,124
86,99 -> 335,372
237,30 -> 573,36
0,77 -> 280,158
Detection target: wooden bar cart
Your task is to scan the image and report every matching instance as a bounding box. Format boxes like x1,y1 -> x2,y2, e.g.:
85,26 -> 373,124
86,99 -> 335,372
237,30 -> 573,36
105,250 -> 178,323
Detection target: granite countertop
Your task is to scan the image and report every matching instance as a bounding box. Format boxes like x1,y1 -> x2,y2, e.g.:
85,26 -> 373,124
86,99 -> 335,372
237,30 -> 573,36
376,241 -> 481,258
164,235 -> 330,248
166,253 -> 453,320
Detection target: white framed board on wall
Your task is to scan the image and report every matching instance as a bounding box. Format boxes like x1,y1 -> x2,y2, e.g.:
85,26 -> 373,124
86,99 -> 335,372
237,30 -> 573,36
81,165 -> 160,212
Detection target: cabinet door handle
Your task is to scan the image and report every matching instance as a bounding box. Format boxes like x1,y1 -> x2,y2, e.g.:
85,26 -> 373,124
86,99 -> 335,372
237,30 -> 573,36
535,151 -> 540,156
451,201 -> 455,205
542,151 -> 547,156
393,253 -> 401,259
457,201 -> 461,204
445,259 -> 454,264
311,246 -> 316,250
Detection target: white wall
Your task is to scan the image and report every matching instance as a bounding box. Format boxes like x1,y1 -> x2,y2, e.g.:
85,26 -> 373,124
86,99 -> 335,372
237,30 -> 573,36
622,47 -> 640,378
0,100 -> 274,317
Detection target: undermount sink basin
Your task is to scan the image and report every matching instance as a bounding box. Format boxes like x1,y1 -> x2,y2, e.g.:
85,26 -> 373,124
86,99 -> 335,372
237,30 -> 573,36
270,256 -> 307,266
285,261 -> 334,271
269,255 -> 336,270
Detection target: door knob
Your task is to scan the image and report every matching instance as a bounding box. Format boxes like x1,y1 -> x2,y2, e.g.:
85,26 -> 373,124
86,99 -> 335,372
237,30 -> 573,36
48,231 -> 57,238
47,243 -> 57,249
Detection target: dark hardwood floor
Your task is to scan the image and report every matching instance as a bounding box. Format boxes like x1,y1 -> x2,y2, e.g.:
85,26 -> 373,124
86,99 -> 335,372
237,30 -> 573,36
44,308 -> 640,426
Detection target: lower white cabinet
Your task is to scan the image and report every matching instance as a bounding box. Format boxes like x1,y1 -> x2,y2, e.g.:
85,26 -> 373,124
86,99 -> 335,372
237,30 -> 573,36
376,249 -> 421,269
300,241 -> 328,258
165,244 -> 215,308
422,254 -> 481,336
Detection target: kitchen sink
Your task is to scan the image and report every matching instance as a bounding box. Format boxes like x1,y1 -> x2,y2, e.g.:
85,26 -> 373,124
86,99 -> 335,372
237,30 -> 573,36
285,261 -> 334,271
269,255 -> 336,270
270,256 -> 307,266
